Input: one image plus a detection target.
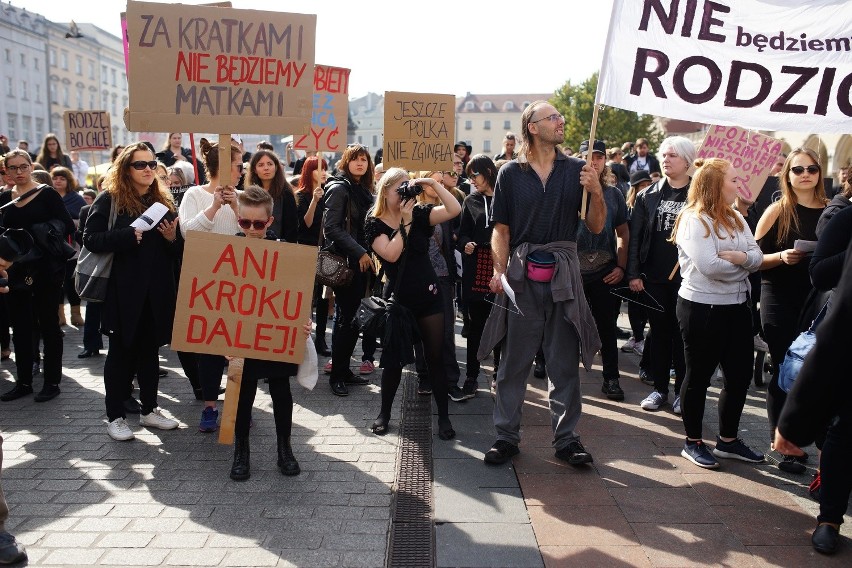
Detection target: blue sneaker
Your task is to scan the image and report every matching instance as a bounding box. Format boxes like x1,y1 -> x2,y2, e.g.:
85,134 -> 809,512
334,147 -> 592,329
199,406 -> 219,432
712,437 -> 764,463
681,439 -> 719,469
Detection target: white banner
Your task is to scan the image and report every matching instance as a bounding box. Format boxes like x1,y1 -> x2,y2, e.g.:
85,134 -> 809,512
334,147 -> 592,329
597,0 -> 852,133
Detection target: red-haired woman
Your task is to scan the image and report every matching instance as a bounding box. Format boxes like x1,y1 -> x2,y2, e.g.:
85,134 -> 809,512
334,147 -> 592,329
296,156 -> 331,355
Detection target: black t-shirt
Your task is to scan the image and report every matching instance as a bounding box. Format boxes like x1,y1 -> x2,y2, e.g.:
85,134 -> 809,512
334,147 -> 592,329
644,183 -> 688,283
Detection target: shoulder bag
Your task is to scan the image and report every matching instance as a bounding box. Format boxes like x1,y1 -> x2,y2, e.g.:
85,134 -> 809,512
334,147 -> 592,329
778,300 -> 830,393
316,194 -> 354,288
74,196 -> 118,302
352,225 -> 408,335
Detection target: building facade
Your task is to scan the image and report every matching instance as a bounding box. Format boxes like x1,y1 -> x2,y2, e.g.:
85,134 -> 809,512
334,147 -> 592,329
455,93 -> 551,157
350,92 -> 384,157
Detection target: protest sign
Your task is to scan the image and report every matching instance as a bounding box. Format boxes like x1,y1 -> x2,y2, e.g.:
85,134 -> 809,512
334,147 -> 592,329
383,91 -> 455,171
171,232 -> 317,364
597,0 -> 851,132
696,125 -> 783,201
125,0 -> 315,134
293,65 -> 350,152
63,111 -> 112,151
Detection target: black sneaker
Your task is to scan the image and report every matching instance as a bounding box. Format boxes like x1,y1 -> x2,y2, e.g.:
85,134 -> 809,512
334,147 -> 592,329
461,380 -> 477,399
0,383 -> 33,402
555,440 -> 593,465
776,453 -> 807,474
417,380 -> 432,395
601,379 -> 625,401
343,373 -> 370,385
484,440 -> 519,465
448,385 -> 467,403
712,437 -> 764,463
34,384 -> 61,403
0,530 -> 27,565
639,368 -> 653,385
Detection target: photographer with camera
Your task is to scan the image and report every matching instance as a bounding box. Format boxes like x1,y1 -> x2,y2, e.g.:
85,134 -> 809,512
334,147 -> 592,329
364,169 -> 461,438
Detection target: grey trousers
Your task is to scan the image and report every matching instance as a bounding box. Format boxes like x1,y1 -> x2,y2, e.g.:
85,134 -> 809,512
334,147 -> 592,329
493,280 -> 582,450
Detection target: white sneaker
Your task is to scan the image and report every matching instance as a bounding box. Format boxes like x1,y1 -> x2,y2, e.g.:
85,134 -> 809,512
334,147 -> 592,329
753,334 -> 769,352
107,418 -> 135,441
640,390 -> 668,411
672,395 -> 682,415
621,337 -> 638,353
632,340 -> 645,356
140,407 -> 179,430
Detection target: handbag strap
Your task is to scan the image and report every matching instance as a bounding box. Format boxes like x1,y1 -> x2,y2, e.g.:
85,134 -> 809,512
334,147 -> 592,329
108,194 -> 117,230
0,184 -> 45,210
809,300 -> 830,332
390,223 -> 409,297
318,186 -> 353,250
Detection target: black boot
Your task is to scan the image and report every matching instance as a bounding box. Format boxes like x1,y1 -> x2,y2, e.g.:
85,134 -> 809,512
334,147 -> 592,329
277,436 -> 300,476
229,436 -> 250,481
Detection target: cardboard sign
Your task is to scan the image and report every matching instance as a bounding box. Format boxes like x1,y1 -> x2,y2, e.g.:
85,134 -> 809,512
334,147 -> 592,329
383,91 -> 455,171
293,65 -> 350,152
125,0 -> 315,134
63,111 -> 112,151
696,125 -> 783,202
171,232 -> 317,364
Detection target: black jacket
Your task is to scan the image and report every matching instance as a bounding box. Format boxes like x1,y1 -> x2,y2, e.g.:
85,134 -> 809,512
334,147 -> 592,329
626,180 -> 664,281
157,147 -> 207,184
321,175 -> 373,269
457,192 -> 495,300
83,192 -> 180,347
271,190 -> 299,244
815,193 -> 851,239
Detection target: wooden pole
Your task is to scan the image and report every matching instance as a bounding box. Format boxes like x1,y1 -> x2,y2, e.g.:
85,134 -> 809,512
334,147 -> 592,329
580,103 -> 601,220
189,132 -> 200,184
90,151 -> 97,189
668,261 -> 680,281
218,357 -> 244,445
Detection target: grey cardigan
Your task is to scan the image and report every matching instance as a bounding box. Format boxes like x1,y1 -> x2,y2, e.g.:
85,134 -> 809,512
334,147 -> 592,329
477,240 -> 601,370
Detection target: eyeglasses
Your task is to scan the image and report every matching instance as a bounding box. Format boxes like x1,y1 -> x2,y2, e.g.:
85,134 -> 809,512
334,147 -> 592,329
158,175 -> 169,182
790,165 -> 820,175
443,171 -> 458,178
469,172 -> 481,178
130,160 -> 158,171
530,113 -> 563,124
238,218 -> 269,230
5,164 -> 30,173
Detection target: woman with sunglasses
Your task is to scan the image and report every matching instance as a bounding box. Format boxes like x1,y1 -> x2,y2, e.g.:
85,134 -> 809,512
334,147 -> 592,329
755,147 -> 828,473
82,143 -> 180,439
178,138 -> 243,431
321,144 -> 376,397
296,156 -> 332,356
50,166 -> 86,327
34,134 -> 72,172
246,149 -> 298,243
0,150 -> 74,403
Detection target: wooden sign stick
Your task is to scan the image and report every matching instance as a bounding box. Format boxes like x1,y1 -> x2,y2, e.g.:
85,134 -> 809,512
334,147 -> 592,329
668,261 -> 680,281
580,103 -> 601,220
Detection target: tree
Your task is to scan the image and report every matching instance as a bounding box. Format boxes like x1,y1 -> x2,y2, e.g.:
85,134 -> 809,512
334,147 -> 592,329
550,72 -> 663,153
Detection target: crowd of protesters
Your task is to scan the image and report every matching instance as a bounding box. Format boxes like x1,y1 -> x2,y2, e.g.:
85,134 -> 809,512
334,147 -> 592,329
0,119 -> 850,560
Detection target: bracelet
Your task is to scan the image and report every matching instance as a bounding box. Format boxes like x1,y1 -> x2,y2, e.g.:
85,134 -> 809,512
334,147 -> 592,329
779,252 -> 785,264
616,265 -> 626,271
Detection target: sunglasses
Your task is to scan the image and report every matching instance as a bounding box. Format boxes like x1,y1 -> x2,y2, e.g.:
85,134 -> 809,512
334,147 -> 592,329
238,218 -> 269,230
469,171 -> 481,178
443,171 -> 458,178
130,160 -> 158,171
790,165 -> 820,175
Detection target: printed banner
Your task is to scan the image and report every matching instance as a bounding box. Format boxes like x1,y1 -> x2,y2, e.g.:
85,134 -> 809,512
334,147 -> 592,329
125,0 -> 315,134
293,65 -> 349,152
597,0 -> 851,132
696,125 -> 782,201
63,110 -> 112,151
171,232 -> 317,364
383,91 -> 455,171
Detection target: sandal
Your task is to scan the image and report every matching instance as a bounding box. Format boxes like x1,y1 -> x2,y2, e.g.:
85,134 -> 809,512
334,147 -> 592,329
371,414 -> 389,436
438,417 -> 455,441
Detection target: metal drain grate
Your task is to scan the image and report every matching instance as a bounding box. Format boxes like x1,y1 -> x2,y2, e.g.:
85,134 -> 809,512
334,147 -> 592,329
387,373 -> 434,567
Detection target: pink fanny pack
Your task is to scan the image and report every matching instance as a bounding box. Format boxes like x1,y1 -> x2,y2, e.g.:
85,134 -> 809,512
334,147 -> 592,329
526,251 -> 556,282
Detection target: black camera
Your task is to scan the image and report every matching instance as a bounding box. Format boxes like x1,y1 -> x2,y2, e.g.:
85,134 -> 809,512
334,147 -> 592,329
396,180 -> 423,203
0,278 -> 7,288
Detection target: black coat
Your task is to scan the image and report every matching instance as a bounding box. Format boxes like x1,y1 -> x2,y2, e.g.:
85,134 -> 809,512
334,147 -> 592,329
271,190 -> 299,244
626,180 -> 664,281
157,147 -> 207,184
82,192 -> 180,347
321,175 -> 373,269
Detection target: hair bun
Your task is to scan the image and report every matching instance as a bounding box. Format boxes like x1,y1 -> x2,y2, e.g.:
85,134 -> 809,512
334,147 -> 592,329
198,138 -> 213,154
694,159 -> 706,168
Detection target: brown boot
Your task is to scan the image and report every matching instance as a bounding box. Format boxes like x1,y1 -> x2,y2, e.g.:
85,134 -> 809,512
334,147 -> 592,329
70,305 -> 84,326
58,305 -> 67,326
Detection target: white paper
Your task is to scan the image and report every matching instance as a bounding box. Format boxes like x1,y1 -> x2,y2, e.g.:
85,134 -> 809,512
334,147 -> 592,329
794,240 -> 818,253
130,202 -> 169,231
500,274 -> 523,316
296,337 -> 318,390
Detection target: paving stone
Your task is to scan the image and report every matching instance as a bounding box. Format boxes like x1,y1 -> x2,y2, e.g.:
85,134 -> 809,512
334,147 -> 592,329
96,532 -> 156,548
99,548 -> 171,565
40,548 -> 105,565
527,505 -> 639,547
435,522 -> 543,568
540,545 -> 652,568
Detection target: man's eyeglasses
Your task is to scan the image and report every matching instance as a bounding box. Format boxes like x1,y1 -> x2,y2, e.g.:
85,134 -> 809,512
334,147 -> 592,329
238,218 -> 269,230
791,165 -> 820,175
5,164 -> 30,173
130,160 -> 158,171
530,113 -> 563,124
443,171 -> 458,178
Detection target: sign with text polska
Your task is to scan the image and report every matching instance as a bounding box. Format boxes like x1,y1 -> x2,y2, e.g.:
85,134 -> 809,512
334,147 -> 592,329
171,232 -> 317,364
63,110 -> 112,151
125,0 -> 316,134
293,65 -> 350,153
597,0 -> 851,133
696,125 -> 782,202
383,91 -> 455,171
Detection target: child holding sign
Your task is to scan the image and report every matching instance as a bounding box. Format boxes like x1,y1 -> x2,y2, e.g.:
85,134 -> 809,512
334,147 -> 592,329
229,186 -> 312,481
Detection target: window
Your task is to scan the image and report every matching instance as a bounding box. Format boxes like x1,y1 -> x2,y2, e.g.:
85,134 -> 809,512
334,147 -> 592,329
22,116 -> 31,142
50,83 -> 57,103
111,93 -> 117,114
88,61 -> 95,80
122,96 -> 128,110
112,126 -> 119,146
77,87 -> 84,109
464,101 -> 475,110
372,135 -> 378,148
464,120 -> 472,130
60,50 -> 68,70
503,120 -> 511,129
33,57 -> 39,71
75,56 -> 82,75
35,118 -> 44,142
62,85 -> 69,106
483,140 -> 491,153
482,101 -> 492,110
101,64 -> 107,80
20,81 -> 27,100
503,101 -> 515,111
49,48 -> 56,66
101,91 -> 108,107
357,135 -> 363,144
521,101 -> 531,109
35,84 -> 41,103
111,69 -> 117,87
89,92 -> 95,109
7,114 -> 16,140
484,120 -> 491,130
6,77 -> 13,97
3,49 -> 10,63
19,53 -> 25,67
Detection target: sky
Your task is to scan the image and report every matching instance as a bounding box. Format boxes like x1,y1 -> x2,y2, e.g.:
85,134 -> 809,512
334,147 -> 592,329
14,0 -> 615,99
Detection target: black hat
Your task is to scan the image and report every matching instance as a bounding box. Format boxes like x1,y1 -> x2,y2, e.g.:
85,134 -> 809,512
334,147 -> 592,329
454,141 -> 467,151
0,228 -> 33,263
578,139 -> 606,155
629,170 -> 652,187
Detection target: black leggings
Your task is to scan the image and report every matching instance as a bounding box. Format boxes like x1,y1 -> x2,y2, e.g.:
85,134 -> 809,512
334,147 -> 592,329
627,300 -> 647,340
378,312 -> 448,420
61,258 -> 81,307
818,404 -> 852,525
330,271 -> 367,382
645,281 -> 685,395
234,377 -> 293,439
